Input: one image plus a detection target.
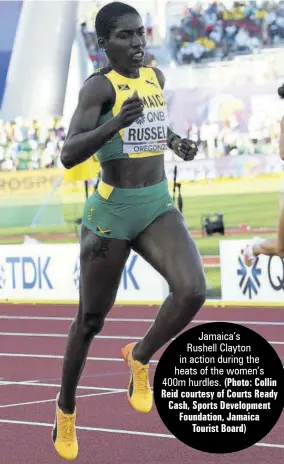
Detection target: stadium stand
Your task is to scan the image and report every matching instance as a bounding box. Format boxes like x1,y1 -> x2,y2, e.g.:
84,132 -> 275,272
169,1 -> 284,64
0,118 -> 65,171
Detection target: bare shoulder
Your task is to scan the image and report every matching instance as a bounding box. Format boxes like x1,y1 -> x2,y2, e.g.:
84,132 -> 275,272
78,69 -> 115,108
281,115 -> 284,132
64,69 -> 115,138
150,66 -> 166,89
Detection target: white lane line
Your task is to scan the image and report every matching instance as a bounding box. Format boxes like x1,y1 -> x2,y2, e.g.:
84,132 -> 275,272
1,332 -> 284,346
0,390 -> 125,409
0,419 -> 284,449
1,315 -> 284,326
0,332 -> 138,340
255,442 -> 284,449
0,419 -> 173,438
0,353 -> 159,363
0,381 -> 125,392
0,316 -> 75,321
0,380 -> 39,386
0,316 -> 154,322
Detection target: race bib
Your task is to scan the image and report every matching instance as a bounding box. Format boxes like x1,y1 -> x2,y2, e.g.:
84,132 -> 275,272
123,108 -> 168,154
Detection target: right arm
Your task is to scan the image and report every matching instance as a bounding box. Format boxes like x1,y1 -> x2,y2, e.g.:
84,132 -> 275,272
61,76 -> 144,169
61,75 -> 117,169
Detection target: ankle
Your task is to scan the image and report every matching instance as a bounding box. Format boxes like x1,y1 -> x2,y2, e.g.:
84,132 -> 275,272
58,395 -> 76,414
132,344 -> 149,365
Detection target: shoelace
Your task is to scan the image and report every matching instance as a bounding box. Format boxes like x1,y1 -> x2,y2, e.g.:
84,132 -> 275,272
135,366 -> 150,397
58,415 -> 76,443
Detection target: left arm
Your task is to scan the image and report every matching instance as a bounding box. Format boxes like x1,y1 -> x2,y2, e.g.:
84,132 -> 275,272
152,66 -> 198,161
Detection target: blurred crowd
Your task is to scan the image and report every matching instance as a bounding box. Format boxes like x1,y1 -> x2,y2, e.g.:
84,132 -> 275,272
170,1 -> 284,64
0,111 -> 281,171
185,113 -> 281,159
0,118 -> 65,171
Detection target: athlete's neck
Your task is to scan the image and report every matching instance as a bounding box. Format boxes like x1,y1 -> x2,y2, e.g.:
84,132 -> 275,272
109,62 -> 140,79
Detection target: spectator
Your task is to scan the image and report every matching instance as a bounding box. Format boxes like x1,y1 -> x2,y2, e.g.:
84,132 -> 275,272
145,12 -> 153,44
170,1 -> 284,65
0,118 -> 65,171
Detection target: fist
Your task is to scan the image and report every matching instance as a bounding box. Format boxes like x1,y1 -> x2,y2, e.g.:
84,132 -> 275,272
116,90 -> 144,129
172,137 -> 198,161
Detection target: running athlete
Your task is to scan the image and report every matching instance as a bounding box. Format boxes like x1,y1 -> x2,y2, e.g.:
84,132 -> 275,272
52,2 -> 206,460
243,114 -> 284,265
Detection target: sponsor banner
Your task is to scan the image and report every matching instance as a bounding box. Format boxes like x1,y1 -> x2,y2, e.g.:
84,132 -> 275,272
0,168 -> 63,197
123,108 -> 168,154
220,240 -> 284,302
0,244 -> 168,303
0,168 -> 99,201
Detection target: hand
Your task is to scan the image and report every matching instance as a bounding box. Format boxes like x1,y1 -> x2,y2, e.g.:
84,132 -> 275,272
172,137 -> 198,161
115,91 -> 144,129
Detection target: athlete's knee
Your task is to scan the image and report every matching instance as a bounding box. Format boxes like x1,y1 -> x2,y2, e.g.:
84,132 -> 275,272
177,287 -> 206,310
76,312 -> 106,341
175,272 -> 207,309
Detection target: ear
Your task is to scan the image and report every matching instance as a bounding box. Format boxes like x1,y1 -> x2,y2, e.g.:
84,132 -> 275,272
98,37 -> 107,51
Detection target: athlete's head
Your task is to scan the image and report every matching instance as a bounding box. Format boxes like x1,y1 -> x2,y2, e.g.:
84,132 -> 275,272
95,2 -> 146,72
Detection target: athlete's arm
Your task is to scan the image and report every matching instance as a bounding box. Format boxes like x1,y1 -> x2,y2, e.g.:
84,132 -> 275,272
280,116 -> 284,160
152,66 -> 198,161
61,76 -> 143,169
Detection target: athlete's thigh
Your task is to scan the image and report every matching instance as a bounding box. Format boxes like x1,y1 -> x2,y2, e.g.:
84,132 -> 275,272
79,225 -> 130,314
132,209 -> 205,293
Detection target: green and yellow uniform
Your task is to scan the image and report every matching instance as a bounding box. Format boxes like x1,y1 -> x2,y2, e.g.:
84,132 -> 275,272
82,65 -> 176,240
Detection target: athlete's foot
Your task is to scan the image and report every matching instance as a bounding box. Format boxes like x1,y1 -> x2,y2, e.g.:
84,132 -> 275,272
52,393 -> 78,460
121,342 -> 153,414
241,237 -> 262,267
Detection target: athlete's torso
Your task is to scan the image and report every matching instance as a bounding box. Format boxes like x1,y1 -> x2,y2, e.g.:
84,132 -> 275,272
91,66 -> 168,188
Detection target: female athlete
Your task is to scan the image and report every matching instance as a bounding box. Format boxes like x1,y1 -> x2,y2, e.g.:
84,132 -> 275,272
52,2 -> 206,460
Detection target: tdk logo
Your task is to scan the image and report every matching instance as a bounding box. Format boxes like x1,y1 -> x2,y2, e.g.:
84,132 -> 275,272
121,255 -> 139,290
5,256 -> 53,289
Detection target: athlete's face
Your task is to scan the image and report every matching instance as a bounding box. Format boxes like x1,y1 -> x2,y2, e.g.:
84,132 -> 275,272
105,14 -> 147,72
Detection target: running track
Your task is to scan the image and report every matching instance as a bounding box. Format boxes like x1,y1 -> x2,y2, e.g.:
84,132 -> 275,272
1,302 -> 284,463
